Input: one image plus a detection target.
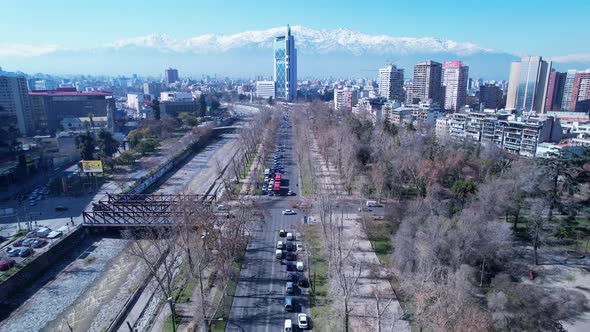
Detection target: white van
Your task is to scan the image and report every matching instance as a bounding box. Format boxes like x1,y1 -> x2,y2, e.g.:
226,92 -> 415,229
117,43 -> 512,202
36,227 -> 51,237
286,232 -> 294,241
275,249 -> 283,259
366,200 -> 379,207
284,319 -> 292,331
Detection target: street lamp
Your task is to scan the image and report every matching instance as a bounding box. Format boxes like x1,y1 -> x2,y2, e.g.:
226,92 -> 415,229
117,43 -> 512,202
167,297 -> 177,332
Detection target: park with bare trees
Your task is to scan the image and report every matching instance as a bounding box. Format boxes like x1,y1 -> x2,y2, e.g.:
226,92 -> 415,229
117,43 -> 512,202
291,101 -> 590,331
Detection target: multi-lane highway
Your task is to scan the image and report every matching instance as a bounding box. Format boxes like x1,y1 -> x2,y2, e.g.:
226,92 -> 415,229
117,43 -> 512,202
227,110 -> 312,331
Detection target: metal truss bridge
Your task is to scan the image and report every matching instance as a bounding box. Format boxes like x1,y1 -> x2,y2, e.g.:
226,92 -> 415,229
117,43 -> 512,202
83,193 -> 216,227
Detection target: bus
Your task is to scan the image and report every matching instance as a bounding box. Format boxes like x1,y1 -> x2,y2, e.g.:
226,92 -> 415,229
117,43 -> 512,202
273,173 -> 282,193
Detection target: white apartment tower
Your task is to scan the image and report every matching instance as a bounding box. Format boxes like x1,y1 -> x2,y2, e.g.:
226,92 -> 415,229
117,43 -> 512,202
378,65 -> 404,101
443,61 -> 469,111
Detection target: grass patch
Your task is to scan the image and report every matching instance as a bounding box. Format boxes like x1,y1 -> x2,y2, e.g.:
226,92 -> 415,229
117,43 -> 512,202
299,154 -> 315,196
364,219 -> 395,265
163,314 -> 181,332
176,279 -> 196,304
306,224 -> 331,331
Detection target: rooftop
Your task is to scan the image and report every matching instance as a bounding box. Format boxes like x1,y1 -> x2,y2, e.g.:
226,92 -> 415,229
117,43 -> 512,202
29,87 -> 112,97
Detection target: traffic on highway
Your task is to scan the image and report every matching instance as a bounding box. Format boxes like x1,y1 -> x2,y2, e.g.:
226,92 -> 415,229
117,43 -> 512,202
227,110 -> 312,331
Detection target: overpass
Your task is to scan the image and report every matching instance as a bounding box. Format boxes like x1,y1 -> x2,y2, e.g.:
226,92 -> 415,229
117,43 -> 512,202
212,125 -> 242,133
82,193 -> 216,227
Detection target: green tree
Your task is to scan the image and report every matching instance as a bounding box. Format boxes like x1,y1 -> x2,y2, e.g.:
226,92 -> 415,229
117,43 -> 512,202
114,150 -> 136,165
152,99 -> 161,120
76,130 -> 96,160
178,112 -> 199,126
211,99 -> 221,111
199,94 -> 207,117
135,138 -> 159,155
451,179 -> 477,207
97,129 -> 119,157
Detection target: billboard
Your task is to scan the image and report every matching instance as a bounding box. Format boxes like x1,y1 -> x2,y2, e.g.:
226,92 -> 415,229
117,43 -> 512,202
443,61 -> 461,68
81,160 -> 103,173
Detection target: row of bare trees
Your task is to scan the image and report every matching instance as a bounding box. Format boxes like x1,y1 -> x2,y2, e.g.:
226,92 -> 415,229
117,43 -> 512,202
295,101 -> 590,331
123,195 -> 262,331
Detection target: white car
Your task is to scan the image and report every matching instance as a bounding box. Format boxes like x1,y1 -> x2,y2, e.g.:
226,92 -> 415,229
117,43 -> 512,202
277,241 -> 284,249
297,313 -> 308,329
282,209 -> 296,215
296,261 -> 304,272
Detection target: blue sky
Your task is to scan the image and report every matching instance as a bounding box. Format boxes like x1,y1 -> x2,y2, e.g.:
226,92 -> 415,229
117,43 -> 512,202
1,0 -> 589,57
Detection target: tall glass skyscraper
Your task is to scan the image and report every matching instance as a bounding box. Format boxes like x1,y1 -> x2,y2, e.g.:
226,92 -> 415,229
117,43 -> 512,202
274,26 -> 297,101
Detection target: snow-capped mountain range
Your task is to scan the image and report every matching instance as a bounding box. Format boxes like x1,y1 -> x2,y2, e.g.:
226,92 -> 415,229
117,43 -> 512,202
2,26 -> 587,79
105,26 -> 496,56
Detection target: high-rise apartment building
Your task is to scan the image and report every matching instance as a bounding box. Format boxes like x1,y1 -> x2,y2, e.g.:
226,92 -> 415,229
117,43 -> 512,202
569,71 -> 590,112
165,68 -> 179,86
0,73 -> 34,135
479,84 -> 504,109
561,70 -> 578,111
378,65 -> 404,101
506,56 -> 551,113
274,25 -> 297,101
544,71 -> 567,111
442,61 -> 469,111
334,88 -> 358,112
411,61 -> 443,106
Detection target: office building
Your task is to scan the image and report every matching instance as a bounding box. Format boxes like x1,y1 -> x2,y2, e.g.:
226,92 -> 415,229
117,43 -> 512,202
334,87 -> 357,112
443,61 -> 469,111
569,71 -> 590,112
561,70 -> 578,111
29,88 -> 115,133
159,91 -> 193,102
32,79 -> 59,91
506,56 -> 552,113
143,82 -> 162,99
378,65 -> 404,101
0,73 -> 34,135
274,25 -> 297,101
160,100 -> 199,118
165,68 -> 179,86
544,71 -> 567,111
256,81 -> 276,99
127,93 -> 144,112
411,61 -> 443,106
479,84 -> 504,109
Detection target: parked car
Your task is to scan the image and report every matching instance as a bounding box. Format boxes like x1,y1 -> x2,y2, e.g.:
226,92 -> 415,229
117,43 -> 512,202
36,227 -> 51,237
285,252 -> 297,261
285,281 -> 294,294
287,191 -> 295,196
284,319 -> 293,332
296,261 -> 304,272
298,313 -> 309,329
297,276 -> 308,288
47,230 -> 63,239
7,248 -> 21,257
32,239 -> 47,248
279,229 -> 287,237
286,232 -> 295,241
22,238 -> 36,246
19,248 -> 32,257
286,262 -> 295,271
282,209 -> 296,215
12,238 -> 25,247
26,231 -> 37,238
0,259 -> 16,271
285,242 -> 295,252
286,273 -> 297,282
277,241 -> 284,249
